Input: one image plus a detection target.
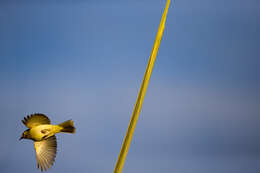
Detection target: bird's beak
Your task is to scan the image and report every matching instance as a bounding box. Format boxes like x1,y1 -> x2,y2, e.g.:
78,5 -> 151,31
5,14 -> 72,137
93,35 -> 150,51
19,136 -> 24,141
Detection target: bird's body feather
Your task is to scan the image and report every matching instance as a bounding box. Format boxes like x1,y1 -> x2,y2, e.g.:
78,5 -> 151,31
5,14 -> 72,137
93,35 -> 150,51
29,124 -> 62,141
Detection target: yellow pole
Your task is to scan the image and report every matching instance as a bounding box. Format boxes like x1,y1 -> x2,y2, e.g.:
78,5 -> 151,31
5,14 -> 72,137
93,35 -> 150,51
113,1 -> 171,173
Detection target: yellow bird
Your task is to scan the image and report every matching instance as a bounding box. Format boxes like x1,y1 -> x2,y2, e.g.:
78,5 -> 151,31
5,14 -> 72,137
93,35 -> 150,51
20,113 -> 76,171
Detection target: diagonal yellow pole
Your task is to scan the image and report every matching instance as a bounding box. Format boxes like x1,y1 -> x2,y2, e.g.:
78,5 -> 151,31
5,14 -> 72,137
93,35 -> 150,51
113,1 -> 171,173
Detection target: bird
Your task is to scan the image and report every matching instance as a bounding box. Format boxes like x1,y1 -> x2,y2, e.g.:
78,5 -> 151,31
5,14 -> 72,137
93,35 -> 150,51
20,113 -> 76,171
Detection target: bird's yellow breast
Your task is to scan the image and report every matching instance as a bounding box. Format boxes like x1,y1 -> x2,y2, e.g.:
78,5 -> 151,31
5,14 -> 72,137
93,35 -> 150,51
29,124 -> 62,141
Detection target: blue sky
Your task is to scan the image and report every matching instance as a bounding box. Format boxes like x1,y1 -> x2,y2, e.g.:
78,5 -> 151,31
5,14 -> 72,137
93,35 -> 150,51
0,0 -> 259,173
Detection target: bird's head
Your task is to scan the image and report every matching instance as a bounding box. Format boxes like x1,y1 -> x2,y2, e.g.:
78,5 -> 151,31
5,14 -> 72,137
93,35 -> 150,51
20,129 -> 30,140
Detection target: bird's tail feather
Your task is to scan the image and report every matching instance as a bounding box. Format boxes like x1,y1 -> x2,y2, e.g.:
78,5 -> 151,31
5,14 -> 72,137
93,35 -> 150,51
59,120 -> 76,133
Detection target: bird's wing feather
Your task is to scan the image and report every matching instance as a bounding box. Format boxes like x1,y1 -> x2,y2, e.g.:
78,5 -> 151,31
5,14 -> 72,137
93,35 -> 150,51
22,113 -> 50,128
34,135 -> 57,172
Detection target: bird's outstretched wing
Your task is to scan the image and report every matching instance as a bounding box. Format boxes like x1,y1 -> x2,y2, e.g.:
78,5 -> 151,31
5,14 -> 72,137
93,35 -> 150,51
34,135 -> 57,172
22,113 -> 50,128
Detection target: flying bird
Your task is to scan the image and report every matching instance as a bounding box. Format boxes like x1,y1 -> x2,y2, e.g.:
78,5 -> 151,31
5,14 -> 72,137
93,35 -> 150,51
20,113 -> 76,171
